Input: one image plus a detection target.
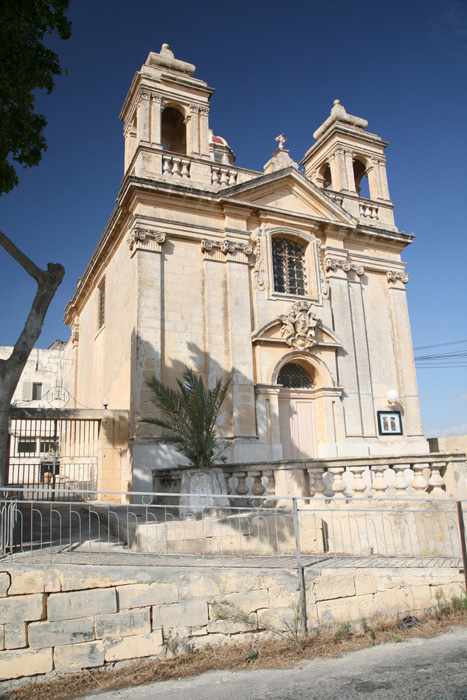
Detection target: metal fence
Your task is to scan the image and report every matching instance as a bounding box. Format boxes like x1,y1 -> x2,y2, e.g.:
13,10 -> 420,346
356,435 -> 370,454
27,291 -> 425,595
1,487 -> 466,580
8,418 -> 99,499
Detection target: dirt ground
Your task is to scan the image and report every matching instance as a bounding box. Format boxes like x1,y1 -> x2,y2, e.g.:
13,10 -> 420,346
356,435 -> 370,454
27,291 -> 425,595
3,596 -> 467,700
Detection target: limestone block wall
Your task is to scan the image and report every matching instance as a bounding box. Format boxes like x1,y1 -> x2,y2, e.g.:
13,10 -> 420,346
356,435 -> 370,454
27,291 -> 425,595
0,564 -> 464,684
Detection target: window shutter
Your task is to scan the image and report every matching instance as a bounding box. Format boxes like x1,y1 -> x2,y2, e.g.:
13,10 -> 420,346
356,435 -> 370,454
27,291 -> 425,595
22,382 -> 32,401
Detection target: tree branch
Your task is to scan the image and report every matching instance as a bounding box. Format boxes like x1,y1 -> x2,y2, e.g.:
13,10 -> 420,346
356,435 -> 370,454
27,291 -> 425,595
0,228 -> 43,282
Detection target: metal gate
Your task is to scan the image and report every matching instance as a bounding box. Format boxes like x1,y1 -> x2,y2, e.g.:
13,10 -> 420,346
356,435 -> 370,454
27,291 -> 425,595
8,417 -> 99,500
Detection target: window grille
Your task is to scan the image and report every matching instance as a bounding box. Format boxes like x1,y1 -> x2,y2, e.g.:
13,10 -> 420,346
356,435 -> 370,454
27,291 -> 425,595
277,363 -> 314,389
272,238 -> 307,295
98,278 -> 106,330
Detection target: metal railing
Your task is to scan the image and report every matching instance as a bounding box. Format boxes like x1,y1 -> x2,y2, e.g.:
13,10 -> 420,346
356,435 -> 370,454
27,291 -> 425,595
8,417 -> 99,499
1,487 -> 466,580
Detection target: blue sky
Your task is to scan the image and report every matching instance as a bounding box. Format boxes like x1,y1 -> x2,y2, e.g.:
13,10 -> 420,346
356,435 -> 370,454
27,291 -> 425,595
0,0 -> 466,436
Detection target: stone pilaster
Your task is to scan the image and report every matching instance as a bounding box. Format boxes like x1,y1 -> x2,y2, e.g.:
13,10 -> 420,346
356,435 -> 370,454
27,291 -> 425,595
137,91 -> 151,143
378,157 -> 391,201
254,385 -> 282,459
324,257 -> 363,437
151,94 -> 162,146
128,229 -> 166,439
344,150 -> 356,192
202,246 -> 232,435
188,105 -> 200,155
386,273 -> 424,436
199,106 -> 210,156
367,157 -> 383,200
347,272 -> 377,436
202,239 -> 256,441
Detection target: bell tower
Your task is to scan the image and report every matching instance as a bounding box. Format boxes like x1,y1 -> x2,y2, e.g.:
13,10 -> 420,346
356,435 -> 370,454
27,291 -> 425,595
120,44 -> 215,184
301,100 -> 395,228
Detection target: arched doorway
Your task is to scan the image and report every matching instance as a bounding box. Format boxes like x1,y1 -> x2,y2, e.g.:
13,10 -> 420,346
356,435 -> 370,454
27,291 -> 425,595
277,362 -> 318,459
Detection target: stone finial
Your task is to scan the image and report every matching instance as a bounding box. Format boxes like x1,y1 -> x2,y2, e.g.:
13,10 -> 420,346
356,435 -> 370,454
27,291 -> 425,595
313,99 -> 369,141
146,44 -> 196,76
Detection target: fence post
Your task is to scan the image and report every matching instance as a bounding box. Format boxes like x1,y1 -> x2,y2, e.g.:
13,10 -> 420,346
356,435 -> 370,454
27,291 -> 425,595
456,501 -> 467,593
292,497 -> 308,636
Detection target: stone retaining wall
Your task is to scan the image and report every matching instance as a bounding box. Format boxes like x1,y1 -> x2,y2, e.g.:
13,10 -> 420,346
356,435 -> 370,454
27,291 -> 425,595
0,564 -> 464,683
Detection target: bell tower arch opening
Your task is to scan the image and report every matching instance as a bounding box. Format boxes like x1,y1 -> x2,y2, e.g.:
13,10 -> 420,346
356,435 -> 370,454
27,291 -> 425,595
353,157 -> 370,199
161,106 -> 187,154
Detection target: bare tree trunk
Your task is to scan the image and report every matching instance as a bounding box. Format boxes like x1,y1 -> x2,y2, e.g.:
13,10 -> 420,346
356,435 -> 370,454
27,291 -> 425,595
0,229 -> 64,487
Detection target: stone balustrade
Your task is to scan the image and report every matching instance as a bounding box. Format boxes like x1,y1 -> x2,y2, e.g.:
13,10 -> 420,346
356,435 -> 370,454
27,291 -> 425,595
162,154 -> 191,178
152,452 -> 466,503
359,201 -> 379,220
211,166 -> 237,186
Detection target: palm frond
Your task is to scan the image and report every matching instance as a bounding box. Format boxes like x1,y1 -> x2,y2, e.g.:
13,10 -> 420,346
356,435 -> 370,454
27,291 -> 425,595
143,367 -> 231,469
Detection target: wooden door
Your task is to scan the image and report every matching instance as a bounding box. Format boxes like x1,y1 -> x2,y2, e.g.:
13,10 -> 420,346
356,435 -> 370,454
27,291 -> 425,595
278,389 -> 318,460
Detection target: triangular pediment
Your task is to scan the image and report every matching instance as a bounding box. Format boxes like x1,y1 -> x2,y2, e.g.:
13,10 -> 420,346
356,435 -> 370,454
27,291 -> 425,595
220,167 -> 355,225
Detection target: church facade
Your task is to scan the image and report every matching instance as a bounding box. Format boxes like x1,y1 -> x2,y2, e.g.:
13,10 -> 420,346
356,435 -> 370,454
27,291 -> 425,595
63,44 -> 428,492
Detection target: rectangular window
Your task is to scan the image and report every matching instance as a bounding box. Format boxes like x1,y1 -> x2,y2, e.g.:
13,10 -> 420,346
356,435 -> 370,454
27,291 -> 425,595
40,440 -> 56,454
32,383 -> 42,401
98,278 -> 106,330
17,440 -> 36,455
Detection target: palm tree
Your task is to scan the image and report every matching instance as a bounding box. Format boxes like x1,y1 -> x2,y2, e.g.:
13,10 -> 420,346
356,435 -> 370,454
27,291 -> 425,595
143,367 -> 230,470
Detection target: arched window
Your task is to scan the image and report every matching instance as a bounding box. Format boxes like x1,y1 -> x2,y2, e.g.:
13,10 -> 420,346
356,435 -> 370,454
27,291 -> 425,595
161,107 -> 186,154
272,238 -> 307,295
278,363 -> 314,388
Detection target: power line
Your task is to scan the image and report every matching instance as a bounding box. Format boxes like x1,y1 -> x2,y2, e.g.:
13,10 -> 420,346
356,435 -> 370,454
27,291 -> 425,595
413,339 -> 467,351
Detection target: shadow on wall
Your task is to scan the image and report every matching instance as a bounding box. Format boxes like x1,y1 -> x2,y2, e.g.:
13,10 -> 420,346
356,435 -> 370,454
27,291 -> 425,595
129,332 -> 267,492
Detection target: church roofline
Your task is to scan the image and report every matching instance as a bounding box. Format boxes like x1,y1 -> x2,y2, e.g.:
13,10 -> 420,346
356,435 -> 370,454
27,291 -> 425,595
63,169 -> 414,325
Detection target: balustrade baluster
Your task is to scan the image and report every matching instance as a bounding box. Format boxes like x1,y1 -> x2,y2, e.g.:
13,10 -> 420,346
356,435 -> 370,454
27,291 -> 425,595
307,466 -> 326,497
233,471 -> 248,497
328,466 -> 346,497
171,157 -> 181,176
180,160 -> 190,178
250,470 -> 265,497
412,462 -> 429,495
220,169 -> 229,185
370,464 -> 389,495
428,462 -> 447,497
263,470 -> 275,498
349,466 -> 367,495
392,463 -> 410,493
162,156 -> 172,175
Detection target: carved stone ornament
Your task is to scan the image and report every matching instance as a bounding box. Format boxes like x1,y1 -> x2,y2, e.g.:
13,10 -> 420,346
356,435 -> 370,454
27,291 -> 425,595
201,238 -> 253,260
71,323 -> 79,346
386,270 -> 409,284
252,226 -> 266,290
279,302 -> 321,350
325,258 -> 364,277
127,228 -> 167,252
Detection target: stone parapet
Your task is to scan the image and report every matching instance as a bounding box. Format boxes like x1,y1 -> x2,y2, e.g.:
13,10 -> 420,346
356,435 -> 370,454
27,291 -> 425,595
152,451 -> 467,501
